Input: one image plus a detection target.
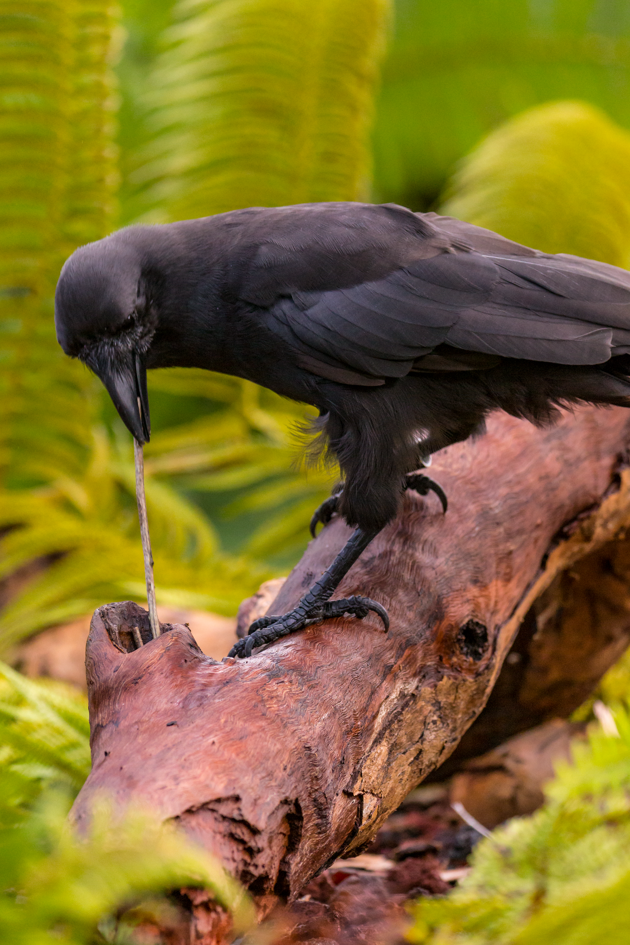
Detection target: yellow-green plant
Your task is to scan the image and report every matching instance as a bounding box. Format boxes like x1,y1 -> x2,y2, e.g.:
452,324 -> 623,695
0,0 -> 113,487
0,795 -> 254,945
0,664 -> 254,943
0,0 -> 123,648
374,0 -> 630,209
0,428 -> 270,650
442,100 -> 630,265
0,661 -> 90,821
137,0 -> 390,220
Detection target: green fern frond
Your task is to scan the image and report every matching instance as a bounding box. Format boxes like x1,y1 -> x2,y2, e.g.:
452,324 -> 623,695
0,428 -> 270,652
65,0 -> 120,250
0,507 -> 268,651
0,791 -> 254,943
442,101 -> 630,265
408,702 -> 630,945
135,0 -> 391,220
0,661 -> 90,814
0,0 -> 120,491
244,495 -> 330,558
0,652 -> 253,943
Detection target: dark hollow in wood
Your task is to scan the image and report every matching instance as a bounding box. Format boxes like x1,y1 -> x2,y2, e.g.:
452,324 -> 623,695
72,406 -> 630,921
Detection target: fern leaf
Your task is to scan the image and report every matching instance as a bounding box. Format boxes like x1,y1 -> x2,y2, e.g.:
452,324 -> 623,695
408,703 -> 630,945
442,101 -> 630,266
135,0 -> 391,220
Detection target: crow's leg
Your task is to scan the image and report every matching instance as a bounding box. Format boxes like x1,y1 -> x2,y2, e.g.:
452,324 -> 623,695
310,473 -> 447,537
228,527 -> 387,659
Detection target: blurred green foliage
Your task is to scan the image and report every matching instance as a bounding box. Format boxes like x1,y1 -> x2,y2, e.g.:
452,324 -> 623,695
1,797 -> 254,945
136,0 -> 390,220
0,661 -> 90,814
0,0 -> 116,488
443,100 -> 630,266
407,703 -> 630,945
7,0 -> 630,654
374,0 -> 630,209
3,0 -> 630,656
116,0 -> 630,215
3,2 -> 630,938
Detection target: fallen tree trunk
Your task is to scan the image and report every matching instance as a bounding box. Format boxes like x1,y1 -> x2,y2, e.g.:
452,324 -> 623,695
72,405 -> 630,925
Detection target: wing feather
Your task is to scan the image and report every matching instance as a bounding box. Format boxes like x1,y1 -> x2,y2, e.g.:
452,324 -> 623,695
235,205 -> 630,383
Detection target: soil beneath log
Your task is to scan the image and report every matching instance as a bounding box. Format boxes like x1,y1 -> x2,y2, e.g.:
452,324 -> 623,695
264,784 -> 477,945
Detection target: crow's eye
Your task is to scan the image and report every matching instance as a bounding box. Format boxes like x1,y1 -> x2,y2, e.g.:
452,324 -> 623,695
120,315 -> 135,330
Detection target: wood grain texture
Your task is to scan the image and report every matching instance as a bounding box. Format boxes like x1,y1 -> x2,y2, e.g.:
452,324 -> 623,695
72,405 -> 630,920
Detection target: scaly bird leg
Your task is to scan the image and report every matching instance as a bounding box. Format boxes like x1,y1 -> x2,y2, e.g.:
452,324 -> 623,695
228,527 -> 387,659
309,473 -> 448,538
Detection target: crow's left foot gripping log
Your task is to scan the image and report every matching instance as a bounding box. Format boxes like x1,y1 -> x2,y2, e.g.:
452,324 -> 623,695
228,527 -> 388,658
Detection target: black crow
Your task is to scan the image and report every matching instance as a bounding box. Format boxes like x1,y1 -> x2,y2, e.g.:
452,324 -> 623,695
55,202 -> 630,657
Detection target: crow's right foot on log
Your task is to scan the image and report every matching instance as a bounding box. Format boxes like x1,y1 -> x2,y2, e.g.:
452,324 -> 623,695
310,473 -> 448,538
229,526 -> 389,658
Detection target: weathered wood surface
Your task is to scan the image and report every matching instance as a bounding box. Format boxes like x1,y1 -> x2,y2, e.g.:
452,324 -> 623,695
72,405 -> 630,919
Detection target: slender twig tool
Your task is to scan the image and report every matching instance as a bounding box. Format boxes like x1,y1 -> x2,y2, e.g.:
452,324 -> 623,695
134,437 -> 161,639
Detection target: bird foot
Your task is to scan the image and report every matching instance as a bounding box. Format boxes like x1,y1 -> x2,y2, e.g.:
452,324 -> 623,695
310,473 -> 447,537
309,491 -> 343,537
405,473 -> 448,513
228,595 -> 389,659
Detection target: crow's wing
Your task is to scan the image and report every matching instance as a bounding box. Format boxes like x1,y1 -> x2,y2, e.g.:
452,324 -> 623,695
236,205 -> 630,385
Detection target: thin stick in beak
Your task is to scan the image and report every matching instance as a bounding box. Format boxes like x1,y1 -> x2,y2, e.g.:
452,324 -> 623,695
133,437 -> 161,639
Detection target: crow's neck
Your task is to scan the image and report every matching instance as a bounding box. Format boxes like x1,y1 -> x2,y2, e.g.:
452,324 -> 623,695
134,220 -> 243,376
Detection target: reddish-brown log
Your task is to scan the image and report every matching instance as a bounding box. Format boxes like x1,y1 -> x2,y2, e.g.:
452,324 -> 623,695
72,405 -> 630,926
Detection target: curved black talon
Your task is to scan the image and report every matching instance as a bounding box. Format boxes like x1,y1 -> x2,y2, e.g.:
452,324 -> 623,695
319,595 -> 389,631
248,614 -> 281,634
228,614 -> 324,659
309,493 -> 341,537
405,473 -> 448,513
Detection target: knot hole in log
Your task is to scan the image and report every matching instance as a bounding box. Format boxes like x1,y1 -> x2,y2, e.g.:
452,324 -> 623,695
457,619 -> 490,662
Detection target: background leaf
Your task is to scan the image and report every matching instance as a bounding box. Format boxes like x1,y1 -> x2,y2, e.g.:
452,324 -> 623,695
441,100 -> 630,265
135,0 -> 390,220
408,704 -> 630,945
373,0 -> 630,209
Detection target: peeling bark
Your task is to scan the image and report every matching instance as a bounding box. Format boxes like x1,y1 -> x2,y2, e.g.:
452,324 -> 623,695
72,406 -> 630,927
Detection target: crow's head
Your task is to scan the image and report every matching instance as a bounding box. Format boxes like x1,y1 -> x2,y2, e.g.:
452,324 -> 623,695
55,236 -> 157,443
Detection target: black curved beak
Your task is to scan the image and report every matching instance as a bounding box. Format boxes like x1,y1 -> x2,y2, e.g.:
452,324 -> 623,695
88,348 -> 151,443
